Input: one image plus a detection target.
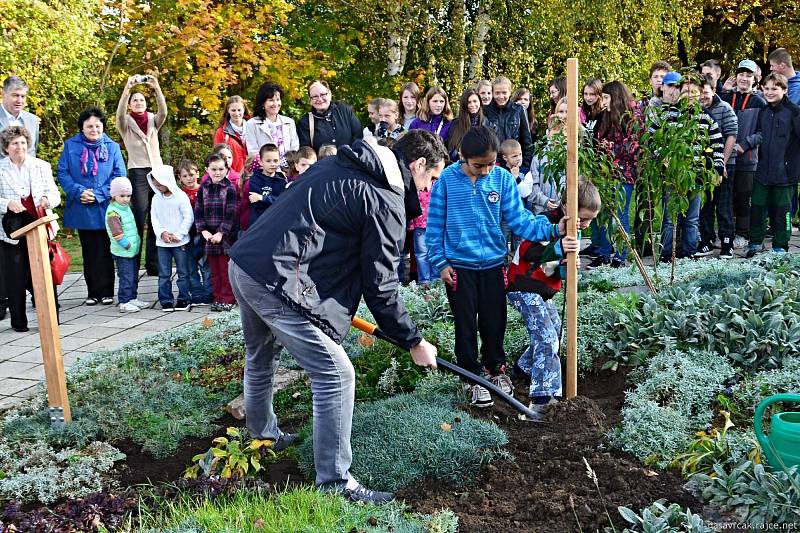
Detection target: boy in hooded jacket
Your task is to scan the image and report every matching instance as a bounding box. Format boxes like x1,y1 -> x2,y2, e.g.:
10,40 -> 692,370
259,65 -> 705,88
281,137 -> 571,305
148,164 -> 194,311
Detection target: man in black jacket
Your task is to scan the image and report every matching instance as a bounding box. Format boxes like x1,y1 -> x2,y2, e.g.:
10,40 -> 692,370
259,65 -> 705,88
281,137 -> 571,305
228,130 -> 445,504
482,76 -> 534,169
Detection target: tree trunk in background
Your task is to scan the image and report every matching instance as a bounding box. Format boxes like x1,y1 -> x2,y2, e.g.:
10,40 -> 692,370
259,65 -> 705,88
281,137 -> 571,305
451,0 -> 466,88
468,0 -> 492,82
387,32 -> 411,76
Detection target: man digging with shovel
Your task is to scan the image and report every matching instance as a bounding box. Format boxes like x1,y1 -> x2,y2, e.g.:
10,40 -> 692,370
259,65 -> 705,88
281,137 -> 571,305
228,130 -> 444,504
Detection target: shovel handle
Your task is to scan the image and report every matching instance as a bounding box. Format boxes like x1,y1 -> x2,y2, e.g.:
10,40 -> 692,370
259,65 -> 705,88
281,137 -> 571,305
351,317 -> 542,420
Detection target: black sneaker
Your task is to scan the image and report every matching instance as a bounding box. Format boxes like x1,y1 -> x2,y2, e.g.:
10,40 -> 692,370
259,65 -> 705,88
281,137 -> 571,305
610,258 -> 625,268
162,302 -> 175,312
586,256 -> 610,269
344,483 -> 395,504
658,255 -> 672,264
693,243 -> 714,257
174,300 -> 192,311
719,238 -> 733,259
272,431 -> 298,452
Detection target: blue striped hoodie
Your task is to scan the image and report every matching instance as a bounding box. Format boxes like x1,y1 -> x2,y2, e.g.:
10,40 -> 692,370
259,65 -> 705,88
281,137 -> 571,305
426,162 -> 557,272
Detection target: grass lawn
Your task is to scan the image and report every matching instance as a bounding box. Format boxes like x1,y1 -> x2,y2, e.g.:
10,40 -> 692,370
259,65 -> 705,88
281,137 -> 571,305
59,229 -> 84,272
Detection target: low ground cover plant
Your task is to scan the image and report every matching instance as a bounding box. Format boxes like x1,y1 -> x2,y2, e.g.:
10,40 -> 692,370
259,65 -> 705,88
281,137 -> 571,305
298,373 -> 509,492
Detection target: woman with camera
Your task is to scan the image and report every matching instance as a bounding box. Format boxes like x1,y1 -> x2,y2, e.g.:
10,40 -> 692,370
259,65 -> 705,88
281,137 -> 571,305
115,74 -> 167,276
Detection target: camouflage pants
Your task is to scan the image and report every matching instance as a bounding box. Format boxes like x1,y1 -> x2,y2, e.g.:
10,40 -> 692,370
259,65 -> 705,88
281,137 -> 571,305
507,291 -> 562,399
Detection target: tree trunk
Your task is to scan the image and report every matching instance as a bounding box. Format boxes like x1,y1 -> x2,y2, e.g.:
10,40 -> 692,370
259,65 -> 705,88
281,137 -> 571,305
467,0 -> 492,82
387,32 -> 411,76
452,0 -> 467,88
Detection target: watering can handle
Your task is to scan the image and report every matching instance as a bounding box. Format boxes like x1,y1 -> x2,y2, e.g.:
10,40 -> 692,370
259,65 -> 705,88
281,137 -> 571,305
754,393 -> 800,468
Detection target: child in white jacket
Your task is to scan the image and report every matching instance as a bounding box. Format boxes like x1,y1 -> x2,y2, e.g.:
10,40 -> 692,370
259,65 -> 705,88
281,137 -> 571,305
148,165 -> 194,311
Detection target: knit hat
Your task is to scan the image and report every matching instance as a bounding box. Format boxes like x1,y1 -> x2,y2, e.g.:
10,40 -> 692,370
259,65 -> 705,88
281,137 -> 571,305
110,176 -> 133,197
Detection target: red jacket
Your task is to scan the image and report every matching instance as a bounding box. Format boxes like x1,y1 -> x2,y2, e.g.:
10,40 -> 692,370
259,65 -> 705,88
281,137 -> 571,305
213,123 -> 247,173
507,239 -> 565,300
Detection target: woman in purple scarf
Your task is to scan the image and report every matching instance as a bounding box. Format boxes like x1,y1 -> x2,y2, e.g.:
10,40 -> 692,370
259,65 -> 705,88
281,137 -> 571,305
57,107 -> 127,305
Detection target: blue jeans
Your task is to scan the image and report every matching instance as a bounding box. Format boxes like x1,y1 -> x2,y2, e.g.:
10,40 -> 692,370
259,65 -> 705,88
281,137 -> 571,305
188,236 -> 212,304
114,256 -> 139,304
157,245 -> 191,304
590,183 -> 633,261
412,228 -> 432,285
229,261 -> 355,487
507,292 -> 562,399
661,193 -> 702,258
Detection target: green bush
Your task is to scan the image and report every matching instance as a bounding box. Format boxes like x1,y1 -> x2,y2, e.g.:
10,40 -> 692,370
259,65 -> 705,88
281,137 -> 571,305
297,373 -> 508,492
0,440 -> 125,504
611,349 -> 734,467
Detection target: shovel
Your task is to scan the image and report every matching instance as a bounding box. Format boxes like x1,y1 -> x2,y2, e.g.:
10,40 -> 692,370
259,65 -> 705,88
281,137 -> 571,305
351,317 -> 542,421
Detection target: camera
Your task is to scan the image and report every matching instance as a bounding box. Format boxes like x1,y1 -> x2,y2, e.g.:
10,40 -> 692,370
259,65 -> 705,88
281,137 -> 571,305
135,75 -> 150,84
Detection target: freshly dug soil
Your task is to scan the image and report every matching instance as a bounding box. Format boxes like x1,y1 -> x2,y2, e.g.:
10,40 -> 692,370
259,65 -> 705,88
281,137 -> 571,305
397,369 -> 703,533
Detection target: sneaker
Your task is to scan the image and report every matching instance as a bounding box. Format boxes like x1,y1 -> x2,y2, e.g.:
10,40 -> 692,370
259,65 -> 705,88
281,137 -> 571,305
470,384 -> 494,407
610,258 -> 625,268
693,243 -> 714,257
733,235 -> 748,250
85,297 -> 99,306
174,300 -> 192,311
129,299 -> 150,309
101,296 -> 114,305
192,301 -> 211,307
658,255 -> 672,264
119,302 -> 140,313
746,244 -> 765,258
719,245 -> 734,259
586,256 -> 610,269
489,371 -> 514,396
272,431 -> 298,452
772,247 -> 787,253
344,483 -> 395,504
579,246 -> 598,258
162,302 -> 175,312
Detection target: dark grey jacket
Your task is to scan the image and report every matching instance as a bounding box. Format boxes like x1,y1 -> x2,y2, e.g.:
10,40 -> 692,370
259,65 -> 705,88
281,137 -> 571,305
483,101 -> 534,168
229,140 -> 422,348
740,97 -> 800,186
721,90 -> 766,172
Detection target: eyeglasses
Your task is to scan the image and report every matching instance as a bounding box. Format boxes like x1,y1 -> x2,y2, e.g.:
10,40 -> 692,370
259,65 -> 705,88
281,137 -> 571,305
310,92 -> 330,101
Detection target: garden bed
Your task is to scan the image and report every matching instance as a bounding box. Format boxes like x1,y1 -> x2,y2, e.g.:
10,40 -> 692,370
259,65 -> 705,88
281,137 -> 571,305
398,368 -> 701,532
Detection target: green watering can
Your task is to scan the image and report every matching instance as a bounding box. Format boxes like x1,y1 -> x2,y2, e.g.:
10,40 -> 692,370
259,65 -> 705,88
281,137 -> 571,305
754,393 -> 800,471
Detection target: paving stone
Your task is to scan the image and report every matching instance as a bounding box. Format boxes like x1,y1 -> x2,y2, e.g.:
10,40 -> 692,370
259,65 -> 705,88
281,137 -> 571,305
72,327 -> 125,340
58,323 -> 93,336
0,396 -> 21,412
101,316 -> 150,329
0,376 -> 40,395
9,348 -> 44,365
8,333 -> 45,347
59,337 -> 97,351
0,360 -> 37,378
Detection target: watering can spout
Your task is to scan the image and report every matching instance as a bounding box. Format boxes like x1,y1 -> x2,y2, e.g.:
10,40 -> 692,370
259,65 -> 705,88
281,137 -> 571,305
754,393 -> 800,472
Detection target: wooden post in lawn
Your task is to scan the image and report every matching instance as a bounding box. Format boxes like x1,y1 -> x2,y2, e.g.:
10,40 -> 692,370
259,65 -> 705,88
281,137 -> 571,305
565,58 -> 579,399
11,214 -> 72,425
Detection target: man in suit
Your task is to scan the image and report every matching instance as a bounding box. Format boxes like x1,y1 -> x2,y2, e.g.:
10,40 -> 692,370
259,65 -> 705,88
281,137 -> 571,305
0,76 -> 41,320
0,76 -> 39,158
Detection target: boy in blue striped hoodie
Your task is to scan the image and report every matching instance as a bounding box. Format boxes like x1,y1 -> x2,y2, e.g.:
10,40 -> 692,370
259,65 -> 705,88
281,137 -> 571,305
426,126 -> 569,407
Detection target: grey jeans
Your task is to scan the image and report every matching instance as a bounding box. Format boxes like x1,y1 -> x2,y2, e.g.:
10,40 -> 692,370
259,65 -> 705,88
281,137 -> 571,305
229,261 -> 355,487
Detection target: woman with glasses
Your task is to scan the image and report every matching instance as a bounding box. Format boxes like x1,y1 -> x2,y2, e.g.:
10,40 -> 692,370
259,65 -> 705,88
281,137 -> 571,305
298,80 -> 362,153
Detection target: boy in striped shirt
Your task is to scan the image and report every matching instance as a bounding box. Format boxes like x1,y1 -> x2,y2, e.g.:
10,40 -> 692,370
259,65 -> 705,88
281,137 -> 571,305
426,126 -> 569,407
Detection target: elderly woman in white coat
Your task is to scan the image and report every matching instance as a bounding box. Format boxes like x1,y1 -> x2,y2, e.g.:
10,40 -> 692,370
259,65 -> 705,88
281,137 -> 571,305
244,82 -> 299,166
0,126 -> 60,332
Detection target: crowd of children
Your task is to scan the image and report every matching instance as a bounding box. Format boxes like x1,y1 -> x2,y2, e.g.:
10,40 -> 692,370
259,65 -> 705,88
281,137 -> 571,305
92,49 -> 800,413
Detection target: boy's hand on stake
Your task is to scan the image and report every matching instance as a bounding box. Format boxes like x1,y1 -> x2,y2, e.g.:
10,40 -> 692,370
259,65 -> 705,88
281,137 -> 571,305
440,266 -> 455,287
410,338 -> 438,369
558,216 -> 570,237
561,235 -> 580,254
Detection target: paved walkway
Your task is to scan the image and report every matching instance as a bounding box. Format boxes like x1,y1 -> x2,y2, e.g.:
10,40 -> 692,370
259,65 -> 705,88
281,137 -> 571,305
0,271 -> 211,411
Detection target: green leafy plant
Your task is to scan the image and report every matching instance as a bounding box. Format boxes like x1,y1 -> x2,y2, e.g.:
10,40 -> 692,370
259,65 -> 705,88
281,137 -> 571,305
670,411 -> 743,477
609,499 -> 712,532
184,427 -> 277,480
688,461 -> 800,527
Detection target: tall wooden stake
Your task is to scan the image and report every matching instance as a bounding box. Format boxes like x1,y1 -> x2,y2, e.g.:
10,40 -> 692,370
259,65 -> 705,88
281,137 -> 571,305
11,214 -> 72,425
565,58 -> 579,399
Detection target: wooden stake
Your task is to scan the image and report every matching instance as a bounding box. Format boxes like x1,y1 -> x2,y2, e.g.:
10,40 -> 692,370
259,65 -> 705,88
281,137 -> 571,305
11,214 -> 72,425
565,58 -> 579,399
